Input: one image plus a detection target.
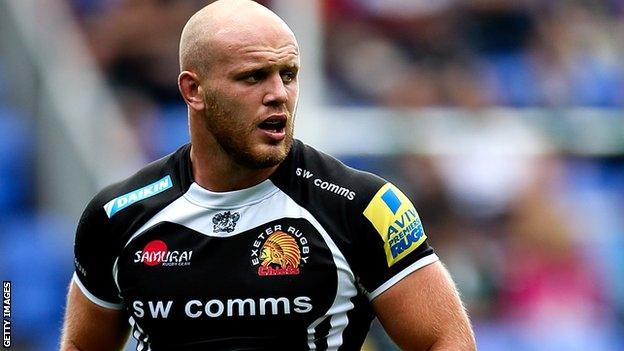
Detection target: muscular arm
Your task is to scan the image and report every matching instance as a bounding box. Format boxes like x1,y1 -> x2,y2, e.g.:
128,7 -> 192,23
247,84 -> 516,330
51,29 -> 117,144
60,281 -> 130,351
372,261 -> 476,351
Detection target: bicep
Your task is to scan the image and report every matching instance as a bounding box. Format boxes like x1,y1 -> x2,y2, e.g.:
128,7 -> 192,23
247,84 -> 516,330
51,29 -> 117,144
61,281 -> 130,351
371,261 -> 475,351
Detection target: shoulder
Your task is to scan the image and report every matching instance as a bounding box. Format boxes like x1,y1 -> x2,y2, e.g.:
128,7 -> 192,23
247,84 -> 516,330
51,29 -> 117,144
271,140 -> 432,274
80,144 -> 193,232
271,139 -> 386,208
72,145 -> 192,308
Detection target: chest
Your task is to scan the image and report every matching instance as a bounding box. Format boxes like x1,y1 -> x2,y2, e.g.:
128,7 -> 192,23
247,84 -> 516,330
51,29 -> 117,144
116,217 -> 342,345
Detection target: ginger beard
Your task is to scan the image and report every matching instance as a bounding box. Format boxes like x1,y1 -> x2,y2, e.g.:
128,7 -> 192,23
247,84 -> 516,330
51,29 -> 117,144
202,90 -> 295,170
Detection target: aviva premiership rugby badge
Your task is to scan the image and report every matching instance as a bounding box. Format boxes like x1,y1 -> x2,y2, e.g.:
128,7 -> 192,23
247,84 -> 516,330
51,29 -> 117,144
363,183 -> 426,267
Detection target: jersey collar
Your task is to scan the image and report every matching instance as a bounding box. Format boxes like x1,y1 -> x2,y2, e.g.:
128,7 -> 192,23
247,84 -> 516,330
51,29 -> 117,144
184,179 -> 279,209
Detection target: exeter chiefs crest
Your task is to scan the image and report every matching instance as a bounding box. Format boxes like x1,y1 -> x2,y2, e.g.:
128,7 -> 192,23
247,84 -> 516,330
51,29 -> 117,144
250,224 -> 310,276
212,211 -> 240,233
258,231 -> 301,276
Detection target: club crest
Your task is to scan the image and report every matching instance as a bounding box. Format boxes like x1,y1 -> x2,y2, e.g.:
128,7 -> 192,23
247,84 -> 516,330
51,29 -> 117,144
212,211 -> 241,233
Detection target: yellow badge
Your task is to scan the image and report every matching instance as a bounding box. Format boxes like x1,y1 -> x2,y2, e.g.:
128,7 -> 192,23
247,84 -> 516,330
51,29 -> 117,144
363,183 -> 426,267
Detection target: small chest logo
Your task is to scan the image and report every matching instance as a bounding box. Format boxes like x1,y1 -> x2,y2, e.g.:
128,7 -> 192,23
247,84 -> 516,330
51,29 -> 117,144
212,211 -> 240,233
260,232 -> 301,276
251,224 -> 310,276
134,240 -> 193,267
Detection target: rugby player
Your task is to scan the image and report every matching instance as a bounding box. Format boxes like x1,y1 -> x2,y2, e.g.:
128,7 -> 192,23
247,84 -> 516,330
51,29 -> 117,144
60,1 -> 476,350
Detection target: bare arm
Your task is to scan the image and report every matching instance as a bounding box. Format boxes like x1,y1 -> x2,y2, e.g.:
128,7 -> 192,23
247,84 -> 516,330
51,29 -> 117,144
372,261 -> 476,351
60,281 -> 130,351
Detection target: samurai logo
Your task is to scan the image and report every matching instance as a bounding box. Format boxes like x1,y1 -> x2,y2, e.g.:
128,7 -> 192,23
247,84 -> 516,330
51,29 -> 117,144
212,211 -> 240,233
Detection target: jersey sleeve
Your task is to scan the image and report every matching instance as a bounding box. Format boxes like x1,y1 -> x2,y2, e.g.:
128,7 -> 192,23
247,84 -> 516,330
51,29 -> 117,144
73,196 -> 124,310
354,182 -> 438,300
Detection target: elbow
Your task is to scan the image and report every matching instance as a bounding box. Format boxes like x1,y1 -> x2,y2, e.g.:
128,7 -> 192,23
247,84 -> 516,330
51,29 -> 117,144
60,340 -> 82,351
426,332 -> 476,351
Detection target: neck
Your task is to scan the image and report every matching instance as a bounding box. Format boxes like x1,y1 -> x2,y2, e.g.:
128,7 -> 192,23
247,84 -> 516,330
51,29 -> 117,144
189,143 -> 278,193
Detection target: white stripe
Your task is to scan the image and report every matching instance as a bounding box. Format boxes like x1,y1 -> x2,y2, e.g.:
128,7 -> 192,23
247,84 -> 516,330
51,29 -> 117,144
124,183 -> 282,247
306,315 -> 327,350
367,254 -> 439,300
124,196 -> 201,248
72,273 -> 124,310
129,316 -> 151,351
297,203 -> 357,351
112,257 -> 121,293
184,180 -> 278,209
136,335 -> 144,351
118,188 -> 358,350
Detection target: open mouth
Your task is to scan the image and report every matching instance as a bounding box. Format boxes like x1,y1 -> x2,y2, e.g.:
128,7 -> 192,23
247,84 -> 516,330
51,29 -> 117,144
258,116 -> 286,133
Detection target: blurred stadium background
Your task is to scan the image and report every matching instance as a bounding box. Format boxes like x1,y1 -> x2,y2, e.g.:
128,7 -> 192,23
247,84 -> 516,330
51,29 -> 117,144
1,0 -> 624,350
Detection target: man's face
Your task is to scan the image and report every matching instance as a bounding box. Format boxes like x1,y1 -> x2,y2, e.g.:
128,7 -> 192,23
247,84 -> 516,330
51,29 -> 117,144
199,30 -> 299,169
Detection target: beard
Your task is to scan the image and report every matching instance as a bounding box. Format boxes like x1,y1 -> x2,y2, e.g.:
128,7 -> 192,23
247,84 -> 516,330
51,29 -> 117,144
202,91 -> 294,170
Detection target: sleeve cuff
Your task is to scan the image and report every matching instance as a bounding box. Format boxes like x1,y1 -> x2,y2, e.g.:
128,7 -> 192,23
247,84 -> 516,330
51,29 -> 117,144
367,253 -> 439,300
72,272 -> 124,310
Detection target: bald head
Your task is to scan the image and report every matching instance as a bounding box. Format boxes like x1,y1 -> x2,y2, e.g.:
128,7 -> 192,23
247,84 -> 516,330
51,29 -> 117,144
179,0 -> 297,75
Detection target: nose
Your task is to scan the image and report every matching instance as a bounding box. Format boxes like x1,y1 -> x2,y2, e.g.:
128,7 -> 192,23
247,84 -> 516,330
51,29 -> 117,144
262,73 -> 288,107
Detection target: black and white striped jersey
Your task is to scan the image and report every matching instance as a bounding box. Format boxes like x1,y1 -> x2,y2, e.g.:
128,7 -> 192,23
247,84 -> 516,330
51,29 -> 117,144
73,139 -> 438,351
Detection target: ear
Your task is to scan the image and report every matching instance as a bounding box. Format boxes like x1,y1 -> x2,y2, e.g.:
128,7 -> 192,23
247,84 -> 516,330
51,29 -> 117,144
178,71 -> 205,111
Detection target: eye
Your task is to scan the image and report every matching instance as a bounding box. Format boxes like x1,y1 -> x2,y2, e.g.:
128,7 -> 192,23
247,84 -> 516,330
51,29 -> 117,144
242,70 -> 266,83
281,69 -> 297,83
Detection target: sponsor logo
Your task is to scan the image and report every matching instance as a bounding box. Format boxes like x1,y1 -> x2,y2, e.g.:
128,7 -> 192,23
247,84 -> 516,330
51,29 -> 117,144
74,258 -> 87,277
295,167 -> 356,200
134,240 -> 193,267
363,183 -> 426,267
104,175 -> 173,218
212,211 -> 240,233
251,224 -> 310,276
131,296 -> 313,319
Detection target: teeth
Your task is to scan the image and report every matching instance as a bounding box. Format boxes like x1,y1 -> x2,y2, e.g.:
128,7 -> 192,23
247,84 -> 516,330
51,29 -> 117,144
262,120 -> 284,128
259,119 -> 285,132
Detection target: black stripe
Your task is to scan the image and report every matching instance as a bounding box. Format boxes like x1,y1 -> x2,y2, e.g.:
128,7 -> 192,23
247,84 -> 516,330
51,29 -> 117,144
338,291 -> 374,351
131,318 -> 151,350
314,315 -> 332,350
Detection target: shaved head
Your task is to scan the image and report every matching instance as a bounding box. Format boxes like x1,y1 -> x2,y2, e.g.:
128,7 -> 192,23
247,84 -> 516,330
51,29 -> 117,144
179,0 -> 297,76
177,0 -> 300,183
